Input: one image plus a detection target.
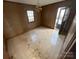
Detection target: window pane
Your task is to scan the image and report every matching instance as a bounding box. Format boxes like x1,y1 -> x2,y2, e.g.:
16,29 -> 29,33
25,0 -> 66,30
63,8 -> 70,21
27,10 -> 34,22
28,17 -> 34,20
58,9 -> 65,24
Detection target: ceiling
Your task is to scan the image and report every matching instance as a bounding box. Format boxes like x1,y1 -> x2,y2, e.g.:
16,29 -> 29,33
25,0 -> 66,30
5,0 -> 64,6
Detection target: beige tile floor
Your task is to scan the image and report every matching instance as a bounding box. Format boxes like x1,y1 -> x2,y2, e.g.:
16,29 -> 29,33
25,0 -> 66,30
7,27 -> 65,59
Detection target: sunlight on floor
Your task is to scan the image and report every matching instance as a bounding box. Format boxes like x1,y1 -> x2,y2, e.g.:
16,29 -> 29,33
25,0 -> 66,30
50,30 -> 59,45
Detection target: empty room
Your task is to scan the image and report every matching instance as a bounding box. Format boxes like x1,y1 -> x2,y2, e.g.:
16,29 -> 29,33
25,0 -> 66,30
3,0 -> 76,59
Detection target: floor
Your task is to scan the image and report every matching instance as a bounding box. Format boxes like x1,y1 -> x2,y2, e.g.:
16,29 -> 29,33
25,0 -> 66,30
7,27 -> 65,59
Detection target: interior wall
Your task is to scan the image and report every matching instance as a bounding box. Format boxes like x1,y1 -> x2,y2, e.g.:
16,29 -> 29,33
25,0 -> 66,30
3,44 -> 10,59
41,0 -> 76,29
4,1 -> 41,40
3,38 -> 10,59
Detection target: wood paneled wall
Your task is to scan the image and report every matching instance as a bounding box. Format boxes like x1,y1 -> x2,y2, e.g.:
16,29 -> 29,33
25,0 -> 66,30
41,0 -> 76,29
4,1 -> 41,40
3,44 -> 10,59
3,38 -> 10,59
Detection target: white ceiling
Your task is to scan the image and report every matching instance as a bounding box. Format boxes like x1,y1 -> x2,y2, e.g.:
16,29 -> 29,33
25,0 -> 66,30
5,0 -> 64,6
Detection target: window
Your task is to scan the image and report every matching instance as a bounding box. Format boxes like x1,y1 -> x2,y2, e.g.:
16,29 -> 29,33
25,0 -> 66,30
63,8 -> 70,22
55,7 -> 70,29
58,8 -> 66,24
27,10 -> 34,22
56,7 -> 66,25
